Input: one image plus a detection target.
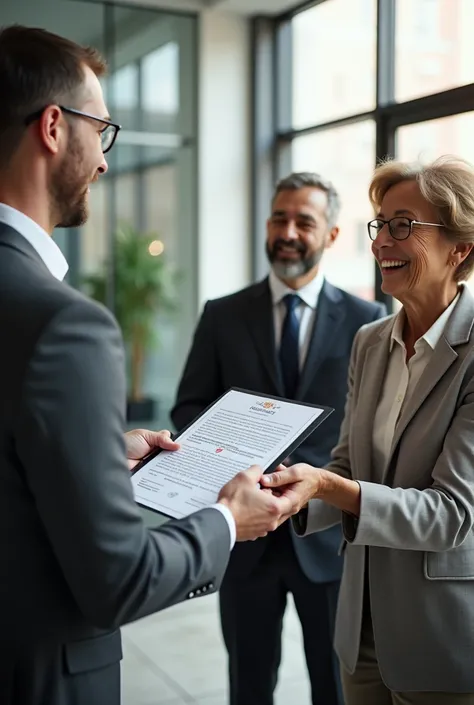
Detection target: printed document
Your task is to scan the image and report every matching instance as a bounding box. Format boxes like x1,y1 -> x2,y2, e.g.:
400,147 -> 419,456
131,388 -> 329,519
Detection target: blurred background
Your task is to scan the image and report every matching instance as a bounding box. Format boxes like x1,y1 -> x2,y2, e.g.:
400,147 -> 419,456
2,0 -> 474,702
3,0 -> 473,429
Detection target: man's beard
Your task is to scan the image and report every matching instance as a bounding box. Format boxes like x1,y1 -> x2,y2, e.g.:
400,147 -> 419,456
50,130 -> 90,229
266,239 -> 325,279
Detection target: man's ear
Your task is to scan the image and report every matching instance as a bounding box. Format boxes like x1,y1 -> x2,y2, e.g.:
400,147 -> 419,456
38,105 -> 64,156
325,226 -> 340,249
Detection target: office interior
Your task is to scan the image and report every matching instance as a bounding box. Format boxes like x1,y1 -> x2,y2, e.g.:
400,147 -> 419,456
2,0 -> 474,702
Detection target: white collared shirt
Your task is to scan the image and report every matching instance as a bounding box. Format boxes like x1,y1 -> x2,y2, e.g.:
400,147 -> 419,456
269,267 -> 324,369
372,293 -> 460,480
0,203 -> 68,281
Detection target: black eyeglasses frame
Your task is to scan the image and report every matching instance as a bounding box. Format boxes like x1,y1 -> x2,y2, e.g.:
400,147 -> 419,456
25,105 -> 121,154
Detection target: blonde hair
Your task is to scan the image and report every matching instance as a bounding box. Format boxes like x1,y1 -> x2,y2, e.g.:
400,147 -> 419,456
369,155 -> 474,282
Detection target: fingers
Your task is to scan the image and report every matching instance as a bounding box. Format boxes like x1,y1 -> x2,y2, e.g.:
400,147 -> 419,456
272,493 -> 296,517
159,437 -> 181,451
260,466 -> 297,488
242,464 -> 265,482
150,429 -> 180,451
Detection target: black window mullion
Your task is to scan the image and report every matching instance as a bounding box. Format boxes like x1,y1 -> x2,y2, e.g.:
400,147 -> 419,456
376,0 -> 396,108
251,16 -> 278,282
383,83 -> 474,130
373,0 -> 396,312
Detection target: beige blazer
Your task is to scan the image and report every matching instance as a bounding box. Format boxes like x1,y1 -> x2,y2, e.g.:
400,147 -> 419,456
295,284 -> 474,692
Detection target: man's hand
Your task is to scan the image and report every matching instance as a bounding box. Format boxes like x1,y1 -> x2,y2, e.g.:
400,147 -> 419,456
217,465 -> 295,541
260,463 -> 326,515
125,428 -> 180,470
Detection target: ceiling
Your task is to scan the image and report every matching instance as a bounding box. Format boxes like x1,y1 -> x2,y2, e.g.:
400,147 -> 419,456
0,0 -> 301,49
86,0 -> 302,15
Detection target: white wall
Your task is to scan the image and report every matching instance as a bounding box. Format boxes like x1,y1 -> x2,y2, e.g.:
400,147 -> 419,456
197,9 -> 252,306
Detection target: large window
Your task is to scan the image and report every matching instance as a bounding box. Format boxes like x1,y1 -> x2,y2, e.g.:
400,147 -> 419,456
291,0 -> 377,128
255,0 -> 474,311
102,7 -> 197,423
396,111 -> 474,163
395,0 -> 474,102
292,122 -> 376,299
0,0 -> 198,426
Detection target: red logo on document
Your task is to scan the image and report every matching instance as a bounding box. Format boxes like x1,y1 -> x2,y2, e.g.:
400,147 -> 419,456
216,447 -> 224,453
256,400 -> 281,411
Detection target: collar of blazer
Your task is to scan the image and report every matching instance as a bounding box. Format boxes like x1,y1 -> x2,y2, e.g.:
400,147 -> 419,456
373,284 -> 474,348
0,222 -> 51,274
355,284 -> 474,483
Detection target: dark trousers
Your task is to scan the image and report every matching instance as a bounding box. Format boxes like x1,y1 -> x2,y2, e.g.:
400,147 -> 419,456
219,525 -> 343,705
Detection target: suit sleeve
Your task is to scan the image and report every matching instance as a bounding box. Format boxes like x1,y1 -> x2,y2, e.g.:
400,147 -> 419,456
14,299 -> 230,630
351,380 -> 474,552
171,302 -> 221,431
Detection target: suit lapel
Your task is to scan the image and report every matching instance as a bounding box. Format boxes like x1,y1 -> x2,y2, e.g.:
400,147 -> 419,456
296,281 -> 345,400
383,286 -> 474,483
387,339 -> 457,464
246,279 -> 284,395
354,321 -> 392,481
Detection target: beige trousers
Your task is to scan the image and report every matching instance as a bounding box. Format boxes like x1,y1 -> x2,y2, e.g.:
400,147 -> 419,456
340,607 -> 474,705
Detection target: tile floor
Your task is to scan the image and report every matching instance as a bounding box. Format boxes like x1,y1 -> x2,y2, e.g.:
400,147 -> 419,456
121,592 -> 311,705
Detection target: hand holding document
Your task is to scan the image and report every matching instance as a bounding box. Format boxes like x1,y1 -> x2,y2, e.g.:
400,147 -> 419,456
131,388 -> 332,523
217,463 -> 294,541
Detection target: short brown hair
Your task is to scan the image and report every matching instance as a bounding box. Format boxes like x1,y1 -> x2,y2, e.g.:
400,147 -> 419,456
0,25 -> 107,164
369,156 -> 474,282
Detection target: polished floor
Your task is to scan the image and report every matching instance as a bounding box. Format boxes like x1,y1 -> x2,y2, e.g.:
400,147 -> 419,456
122,592 -> 311,705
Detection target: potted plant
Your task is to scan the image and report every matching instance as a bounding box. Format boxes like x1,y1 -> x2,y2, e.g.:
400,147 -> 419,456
83,223 -> 178,422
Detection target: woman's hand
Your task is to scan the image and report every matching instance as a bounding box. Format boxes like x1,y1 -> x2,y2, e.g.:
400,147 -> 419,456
261,463 -> 325,514
261,463 -> 361,517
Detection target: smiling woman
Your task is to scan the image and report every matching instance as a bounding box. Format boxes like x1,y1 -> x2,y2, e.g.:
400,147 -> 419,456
367,156 -> 474,350
262,154 -> 474,703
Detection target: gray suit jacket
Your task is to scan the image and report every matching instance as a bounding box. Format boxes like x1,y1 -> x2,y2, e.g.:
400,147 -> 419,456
294,284 -> 474,692
0,224 -> 230,705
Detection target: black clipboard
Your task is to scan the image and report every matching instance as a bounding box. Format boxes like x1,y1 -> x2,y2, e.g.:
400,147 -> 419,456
131,387 -> 333,519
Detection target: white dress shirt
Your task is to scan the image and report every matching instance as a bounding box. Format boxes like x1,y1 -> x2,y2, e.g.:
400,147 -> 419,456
372,293 -> 460,480
269,267 -> 325,369
0,202 -> 68,280
0,202 -> 236,547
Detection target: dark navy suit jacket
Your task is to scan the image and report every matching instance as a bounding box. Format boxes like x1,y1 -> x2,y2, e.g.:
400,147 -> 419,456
171,278 -> 386,583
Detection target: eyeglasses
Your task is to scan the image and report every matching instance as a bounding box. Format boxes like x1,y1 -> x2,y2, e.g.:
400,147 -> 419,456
367,217 -> 444,241
25,106 -> 121,154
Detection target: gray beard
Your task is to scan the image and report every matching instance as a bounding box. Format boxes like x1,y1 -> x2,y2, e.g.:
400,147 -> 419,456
270,245 -> 325,279
271,259 -> 312,279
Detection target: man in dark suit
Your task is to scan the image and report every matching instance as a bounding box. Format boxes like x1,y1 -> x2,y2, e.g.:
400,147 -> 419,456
0,26 -> 295,705
172,172 -> 387,705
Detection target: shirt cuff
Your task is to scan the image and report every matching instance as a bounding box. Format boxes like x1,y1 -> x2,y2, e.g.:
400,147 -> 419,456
211,503 -> 236,549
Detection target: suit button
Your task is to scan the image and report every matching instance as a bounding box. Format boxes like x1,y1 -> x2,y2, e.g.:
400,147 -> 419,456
209,583 -> 214,590
202,586 -> 207,593
196,589 -> 201,596
189,592 -> 194,598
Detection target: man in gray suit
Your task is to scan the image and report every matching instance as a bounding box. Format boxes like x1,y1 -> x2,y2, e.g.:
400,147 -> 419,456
0,25 -> 294,705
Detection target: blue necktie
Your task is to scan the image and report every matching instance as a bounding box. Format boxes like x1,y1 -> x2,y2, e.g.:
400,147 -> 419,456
279,294 -> 301,399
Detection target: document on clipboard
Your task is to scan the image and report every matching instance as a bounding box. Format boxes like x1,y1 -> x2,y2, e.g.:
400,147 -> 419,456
131,387 -> 333,520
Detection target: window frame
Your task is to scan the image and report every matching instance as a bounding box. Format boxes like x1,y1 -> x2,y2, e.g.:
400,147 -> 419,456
251,0 -> 474,313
